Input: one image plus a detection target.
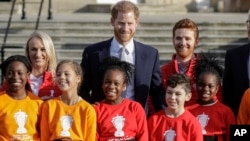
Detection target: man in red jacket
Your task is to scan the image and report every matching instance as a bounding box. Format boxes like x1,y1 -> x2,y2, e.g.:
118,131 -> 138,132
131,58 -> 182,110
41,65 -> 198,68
161,18 -> 222,107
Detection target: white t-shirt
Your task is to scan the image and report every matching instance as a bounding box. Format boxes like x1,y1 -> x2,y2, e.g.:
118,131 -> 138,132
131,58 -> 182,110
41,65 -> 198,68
29,74 -> 43,96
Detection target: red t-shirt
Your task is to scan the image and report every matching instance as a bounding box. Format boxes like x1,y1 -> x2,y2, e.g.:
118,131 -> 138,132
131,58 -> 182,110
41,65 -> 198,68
148,109 -> 203,141
187,102 -> 235,141
94,99 -> 148,141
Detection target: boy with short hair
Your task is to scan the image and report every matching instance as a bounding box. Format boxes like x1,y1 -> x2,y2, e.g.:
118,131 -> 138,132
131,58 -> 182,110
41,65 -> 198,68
148,74 -> 203,141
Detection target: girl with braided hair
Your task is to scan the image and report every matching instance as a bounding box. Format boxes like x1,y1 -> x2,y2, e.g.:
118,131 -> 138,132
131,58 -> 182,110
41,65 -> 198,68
94,56 -> 148,141
187,53 -> 235,141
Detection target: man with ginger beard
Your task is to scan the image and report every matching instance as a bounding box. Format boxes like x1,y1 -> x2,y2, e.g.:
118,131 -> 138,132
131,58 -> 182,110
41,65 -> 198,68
161,18 -> 223,107
79,1 -> 164,115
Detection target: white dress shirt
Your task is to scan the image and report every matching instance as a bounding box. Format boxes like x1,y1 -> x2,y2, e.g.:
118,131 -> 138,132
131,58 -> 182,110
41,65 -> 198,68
110,37 -> 135,100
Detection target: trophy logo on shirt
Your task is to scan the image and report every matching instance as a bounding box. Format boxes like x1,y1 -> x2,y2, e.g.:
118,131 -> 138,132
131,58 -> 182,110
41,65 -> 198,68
164,128 -> 176,141
112,114 -> 125,137
60,115 -> 73,137
197,112 -> 210,134
50,89 -> 54,97
14,109 -> 28,134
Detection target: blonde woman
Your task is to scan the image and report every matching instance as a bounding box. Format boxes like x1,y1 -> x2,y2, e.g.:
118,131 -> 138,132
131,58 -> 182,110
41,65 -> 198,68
0,31 -> 61,100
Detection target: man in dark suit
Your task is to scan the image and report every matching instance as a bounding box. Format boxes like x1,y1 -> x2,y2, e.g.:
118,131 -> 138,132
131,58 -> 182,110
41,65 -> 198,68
223,10 -> 250,116
79,1 -> 164,113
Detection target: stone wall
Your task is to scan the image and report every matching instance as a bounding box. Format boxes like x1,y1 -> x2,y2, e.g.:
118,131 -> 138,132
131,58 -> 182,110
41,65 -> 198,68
224,0 -> 250,12
5,0 -> 250,16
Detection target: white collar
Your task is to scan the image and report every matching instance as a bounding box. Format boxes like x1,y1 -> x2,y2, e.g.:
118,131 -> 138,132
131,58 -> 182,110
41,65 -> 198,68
111,37 -> 134,54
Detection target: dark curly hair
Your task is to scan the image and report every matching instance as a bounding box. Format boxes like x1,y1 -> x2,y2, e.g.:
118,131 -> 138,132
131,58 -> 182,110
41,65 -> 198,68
100,56 -> 134,85
194,52 -> 223,84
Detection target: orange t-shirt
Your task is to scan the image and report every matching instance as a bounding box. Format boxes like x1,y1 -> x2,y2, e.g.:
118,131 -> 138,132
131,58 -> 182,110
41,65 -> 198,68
0,91 -> 43,141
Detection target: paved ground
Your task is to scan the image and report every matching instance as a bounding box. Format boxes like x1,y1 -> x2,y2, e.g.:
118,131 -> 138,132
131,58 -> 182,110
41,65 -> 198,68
0,12 -> 248,24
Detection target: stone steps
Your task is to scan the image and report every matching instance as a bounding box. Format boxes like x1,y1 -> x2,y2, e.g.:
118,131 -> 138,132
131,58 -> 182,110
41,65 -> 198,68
138,3 -> 188,14
0,13 -> 248,67
4,34 -> 246,44
1,34 -> 246,51
2,46 -> 227,66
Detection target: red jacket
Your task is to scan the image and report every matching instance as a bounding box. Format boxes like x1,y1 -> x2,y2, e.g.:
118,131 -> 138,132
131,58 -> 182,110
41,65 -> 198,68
0,71 -> 61,98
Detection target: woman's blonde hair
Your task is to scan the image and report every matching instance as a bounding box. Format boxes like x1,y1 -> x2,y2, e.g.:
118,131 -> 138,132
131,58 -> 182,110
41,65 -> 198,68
25,31 -> 57,77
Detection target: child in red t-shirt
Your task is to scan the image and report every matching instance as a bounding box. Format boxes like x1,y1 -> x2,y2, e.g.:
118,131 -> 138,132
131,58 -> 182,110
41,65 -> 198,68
148,73 -> 203,141
94,57 -> 148,141
187,53 -> 235,141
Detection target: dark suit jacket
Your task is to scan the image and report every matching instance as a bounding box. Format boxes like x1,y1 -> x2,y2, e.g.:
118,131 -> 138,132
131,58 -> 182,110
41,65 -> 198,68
223,42 -> 250,116
79,38 -> 165,112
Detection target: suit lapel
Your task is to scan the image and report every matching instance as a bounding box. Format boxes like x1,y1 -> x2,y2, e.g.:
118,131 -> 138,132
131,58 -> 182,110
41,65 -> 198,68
243,43 -> 250,76
99,38 -> 112,62
134,41 -> 145,86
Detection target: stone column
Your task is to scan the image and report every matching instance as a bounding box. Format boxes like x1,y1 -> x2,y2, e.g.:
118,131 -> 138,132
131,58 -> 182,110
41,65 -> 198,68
144,0 -> 172,5
195,0 -> 210,11
211,0 -> 224,12
240,1 -> 250,12
96,0 -> 137,4
223,0 -> 231,12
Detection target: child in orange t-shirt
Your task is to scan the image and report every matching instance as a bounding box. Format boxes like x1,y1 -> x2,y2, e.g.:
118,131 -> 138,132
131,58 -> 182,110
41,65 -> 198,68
0,55 -> 43,140
40,60 -> 96,141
